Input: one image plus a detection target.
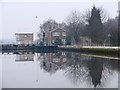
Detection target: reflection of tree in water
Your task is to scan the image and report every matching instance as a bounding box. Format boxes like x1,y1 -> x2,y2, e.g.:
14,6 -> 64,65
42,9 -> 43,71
41,61 -> 59,75
37,52 -> 119,88
64,53 -> 118,88
103,59 -> 118,72
86,58 -> 103,88
64,53 -> 90,86
101,58 -> 119,87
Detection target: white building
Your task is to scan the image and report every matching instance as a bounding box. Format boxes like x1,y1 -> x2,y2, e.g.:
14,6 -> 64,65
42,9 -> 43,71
16,52 -> 34,61
15,32 -> 33,45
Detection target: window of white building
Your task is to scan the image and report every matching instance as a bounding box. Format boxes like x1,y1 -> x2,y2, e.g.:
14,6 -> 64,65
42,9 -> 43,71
24,35 -> 28,38
52,32 -> 60,36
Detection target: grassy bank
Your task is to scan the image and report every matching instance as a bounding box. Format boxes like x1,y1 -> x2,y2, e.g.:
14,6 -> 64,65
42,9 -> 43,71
58,45 -> 120,58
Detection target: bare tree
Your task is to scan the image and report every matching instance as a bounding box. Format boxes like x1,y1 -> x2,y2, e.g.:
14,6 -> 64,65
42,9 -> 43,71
99,7 -> 109,23
65,10 -> 85,45
104,16 -> 119,46
37,19 -> 59,44
40,19 -> 58,33
82,9 -> 91,24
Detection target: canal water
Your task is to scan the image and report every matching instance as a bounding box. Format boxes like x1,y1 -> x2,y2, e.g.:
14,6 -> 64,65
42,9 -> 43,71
0,51 -> 119,88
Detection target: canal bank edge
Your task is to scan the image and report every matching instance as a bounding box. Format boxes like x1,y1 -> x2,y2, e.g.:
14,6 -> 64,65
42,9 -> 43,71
58,46 -> 120,58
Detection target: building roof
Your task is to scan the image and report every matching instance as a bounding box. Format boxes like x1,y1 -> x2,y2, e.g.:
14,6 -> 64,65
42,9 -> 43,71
15,32 -> 33,35
49,28 -> 65,33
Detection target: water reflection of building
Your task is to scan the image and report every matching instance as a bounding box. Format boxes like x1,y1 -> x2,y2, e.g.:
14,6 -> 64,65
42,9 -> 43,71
15,52 -> 34,62
47,52 -> 67,67
39,52 -> 67,74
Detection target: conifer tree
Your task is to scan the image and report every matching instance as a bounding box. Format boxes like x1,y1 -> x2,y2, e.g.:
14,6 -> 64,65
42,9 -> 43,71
88,6 -> 104,44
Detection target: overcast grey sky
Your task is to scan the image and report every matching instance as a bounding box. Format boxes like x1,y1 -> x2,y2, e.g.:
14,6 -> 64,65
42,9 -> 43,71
0,0 -> 120,41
